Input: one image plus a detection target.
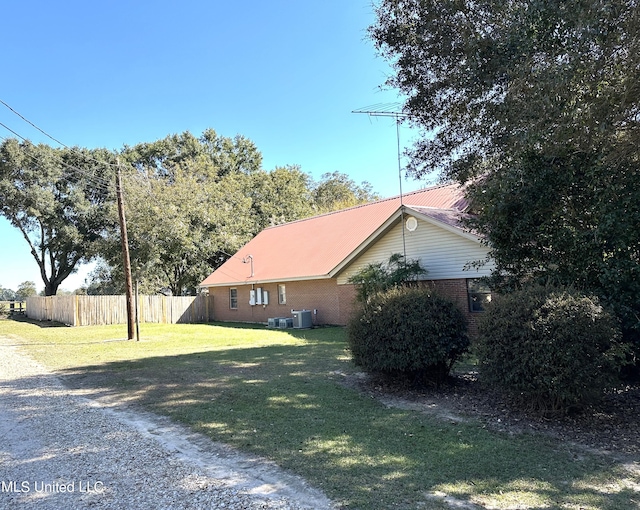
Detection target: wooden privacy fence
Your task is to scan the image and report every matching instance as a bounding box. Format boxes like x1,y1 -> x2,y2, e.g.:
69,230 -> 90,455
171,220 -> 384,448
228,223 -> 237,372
26,294 -> 214,327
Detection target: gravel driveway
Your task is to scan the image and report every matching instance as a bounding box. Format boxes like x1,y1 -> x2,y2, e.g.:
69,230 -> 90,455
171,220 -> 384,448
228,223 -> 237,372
0,340 -> 334,509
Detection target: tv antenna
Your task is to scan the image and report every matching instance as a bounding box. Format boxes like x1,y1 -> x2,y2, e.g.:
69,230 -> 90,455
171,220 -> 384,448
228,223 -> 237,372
353,102 -> 410,261
352,102 -> 409,205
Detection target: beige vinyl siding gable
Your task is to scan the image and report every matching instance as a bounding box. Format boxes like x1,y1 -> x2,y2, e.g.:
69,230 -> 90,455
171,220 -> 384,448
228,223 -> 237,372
336,216 -> 493,284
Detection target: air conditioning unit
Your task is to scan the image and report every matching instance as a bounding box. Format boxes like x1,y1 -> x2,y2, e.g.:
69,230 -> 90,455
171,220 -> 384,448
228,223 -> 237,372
292,310 -> 312,329
278,318 -> 294,329
268,317 -> 287,328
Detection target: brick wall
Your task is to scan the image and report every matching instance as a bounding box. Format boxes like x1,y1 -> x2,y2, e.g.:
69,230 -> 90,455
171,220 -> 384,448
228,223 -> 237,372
424,279 -> 480,337
208,277 -> 480,335
210,279 -> 357,326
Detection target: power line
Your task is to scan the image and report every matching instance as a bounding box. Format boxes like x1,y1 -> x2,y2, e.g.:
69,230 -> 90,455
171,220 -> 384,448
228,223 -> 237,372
0,98 -> 124,174
0,124 -> 114,195
0,108 -> 118,194
0,98 -> 69,148
0,121 -> 27,141
0,101 -> 135,317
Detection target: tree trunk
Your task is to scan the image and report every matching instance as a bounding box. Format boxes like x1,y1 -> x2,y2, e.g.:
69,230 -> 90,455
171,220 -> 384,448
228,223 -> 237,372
44,281 -> 59,296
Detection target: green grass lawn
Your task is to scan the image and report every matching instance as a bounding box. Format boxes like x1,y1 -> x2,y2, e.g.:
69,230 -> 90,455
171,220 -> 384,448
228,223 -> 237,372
1,318 -> 637,509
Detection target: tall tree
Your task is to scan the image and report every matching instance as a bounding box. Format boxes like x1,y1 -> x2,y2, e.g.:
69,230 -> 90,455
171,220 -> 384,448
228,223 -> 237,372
311,171 -> 380,214
0,139 -> 114,295
100,130 -> 263,295
15,281 -> 37,301
122,128 -> 262,180
103,160 -> 254,296
0,284 -> 17,301
247,166 -> 315,228
370,0 -> 640,345
103,130 -> 382,295
370,0 -> 639,180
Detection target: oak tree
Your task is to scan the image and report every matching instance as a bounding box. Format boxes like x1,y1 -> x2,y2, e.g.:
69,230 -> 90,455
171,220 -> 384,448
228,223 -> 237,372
0,139 -> 114,295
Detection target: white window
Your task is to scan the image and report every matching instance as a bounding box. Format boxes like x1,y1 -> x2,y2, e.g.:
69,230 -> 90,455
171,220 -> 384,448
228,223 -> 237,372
229,288 -> 238,309
278,284 -> 286,305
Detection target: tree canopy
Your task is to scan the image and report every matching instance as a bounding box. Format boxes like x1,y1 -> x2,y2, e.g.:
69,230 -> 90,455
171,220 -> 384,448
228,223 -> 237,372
370,0 -> 640,345
371,0 -> 639,180
98,131 -> 379,295
0,284 -> 16,301
15,281 -> 37,301
2,128 -> 378,297
0,139 -> 114,295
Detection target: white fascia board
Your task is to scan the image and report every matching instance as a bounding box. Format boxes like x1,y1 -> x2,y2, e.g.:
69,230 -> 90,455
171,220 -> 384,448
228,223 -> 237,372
404,206 -> 485,243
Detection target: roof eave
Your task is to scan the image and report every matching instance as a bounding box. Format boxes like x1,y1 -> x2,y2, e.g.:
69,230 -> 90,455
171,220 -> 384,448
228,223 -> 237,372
329,208 -> 403,278
329,205 -> 485,279
200,274 -> 332,288
404,206 -> 484,243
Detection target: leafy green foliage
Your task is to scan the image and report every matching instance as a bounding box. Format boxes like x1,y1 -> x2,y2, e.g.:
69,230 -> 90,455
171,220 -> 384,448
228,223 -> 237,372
370,0 -> 639,180
348,286 -> 469,384
0,139 -> 114,295
15,281 -> 37,301
2,129 -> 379,296
0,284 -> 16,301
348,253 -> 427,306
247,165 -> 315,228
468,151 -> 640,355
476,285 -> 629,414
311,171 -> 380,214
108,131 -> 380,295
371,1 -> 640,355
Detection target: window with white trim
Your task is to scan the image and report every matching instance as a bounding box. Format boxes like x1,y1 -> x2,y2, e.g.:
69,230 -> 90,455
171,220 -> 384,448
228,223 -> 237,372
229,288 -> 238,309
278,284 -> 286,305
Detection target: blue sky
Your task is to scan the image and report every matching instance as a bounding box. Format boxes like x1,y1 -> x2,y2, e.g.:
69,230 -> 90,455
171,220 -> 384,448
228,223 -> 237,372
0,0 -> 434,293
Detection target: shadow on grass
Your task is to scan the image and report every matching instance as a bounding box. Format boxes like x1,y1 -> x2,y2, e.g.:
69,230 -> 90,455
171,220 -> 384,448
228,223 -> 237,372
4,315 -> 70,328
41,337 -> 638,510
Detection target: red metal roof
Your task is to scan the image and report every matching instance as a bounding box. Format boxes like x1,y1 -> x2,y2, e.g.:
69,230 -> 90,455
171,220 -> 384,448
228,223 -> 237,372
200,183 -> 468,286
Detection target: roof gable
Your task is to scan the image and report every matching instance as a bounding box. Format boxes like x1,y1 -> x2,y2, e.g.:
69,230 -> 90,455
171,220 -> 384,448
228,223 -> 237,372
200,183 -> 470,286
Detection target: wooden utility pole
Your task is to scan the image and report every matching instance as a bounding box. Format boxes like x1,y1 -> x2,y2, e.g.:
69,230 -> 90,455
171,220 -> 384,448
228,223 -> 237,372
116,161 -> 135,340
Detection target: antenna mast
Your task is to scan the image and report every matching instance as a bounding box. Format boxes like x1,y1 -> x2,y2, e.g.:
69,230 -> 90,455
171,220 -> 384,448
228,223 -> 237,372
353,103 -> 409,260
352,103 -> 408,204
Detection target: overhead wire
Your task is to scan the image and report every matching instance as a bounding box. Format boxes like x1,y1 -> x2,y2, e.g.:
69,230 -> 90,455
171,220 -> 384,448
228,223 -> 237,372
1,100 -> 244,286
0,104 -> 117,195
0,121 -> 27,140
0,98 -> 69,148
0,97 -> 129,172
0,127 -> 114,195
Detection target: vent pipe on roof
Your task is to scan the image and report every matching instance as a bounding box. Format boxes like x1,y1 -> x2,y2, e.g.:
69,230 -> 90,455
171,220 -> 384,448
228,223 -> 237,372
242,254 -> 254,278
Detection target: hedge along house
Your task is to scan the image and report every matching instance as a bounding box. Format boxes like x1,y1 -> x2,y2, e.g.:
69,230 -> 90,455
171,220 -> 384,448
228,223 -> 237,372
199,183 -> 493,330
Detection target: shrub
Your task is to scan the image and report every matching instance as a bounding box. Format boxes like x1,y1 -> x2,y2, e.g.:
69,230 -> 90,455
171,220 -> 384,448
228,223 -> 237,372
347,286 -> 469,384
348,253 -> 427,307
476,285 -> 629,414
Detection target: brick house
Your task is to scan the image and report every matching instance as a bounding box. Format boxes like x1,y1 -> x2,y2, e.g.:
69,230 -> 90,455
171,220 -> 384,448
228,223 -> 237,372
199,183 -> 493,330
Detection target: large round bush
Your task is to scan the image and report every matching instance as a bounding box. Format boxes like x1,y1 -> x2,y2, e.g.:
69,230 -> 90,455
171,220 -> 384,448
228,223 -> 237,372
347,286 -> 469,383
477,285 -> 628,414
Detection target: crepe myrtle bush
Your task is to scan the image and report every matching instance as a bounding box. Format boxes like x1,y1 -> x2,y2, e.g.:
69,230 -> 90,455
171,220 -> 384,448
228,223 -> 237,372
347,286 -> 469,385
476,284 -> 630,415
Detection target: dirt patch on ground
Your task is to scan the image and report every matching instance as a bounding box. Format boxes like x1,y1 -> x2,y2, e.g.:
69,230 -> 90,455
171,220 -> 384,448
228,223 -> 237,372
337,370 -> 640,463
